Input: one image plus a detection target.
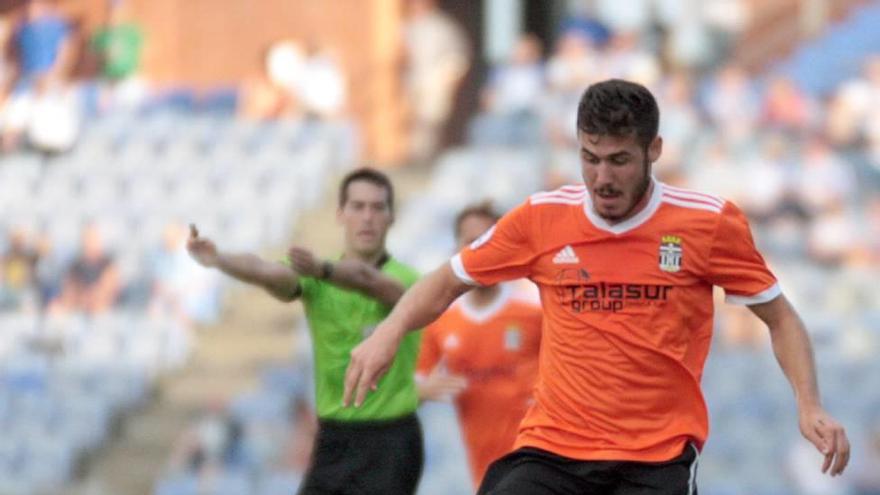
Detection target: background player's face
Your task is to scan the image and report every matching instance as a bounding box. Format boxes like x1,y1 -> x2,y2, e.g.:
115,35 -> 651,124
578,132 -> 661,222
456,214 -> 495,250
338,180 -> 393,256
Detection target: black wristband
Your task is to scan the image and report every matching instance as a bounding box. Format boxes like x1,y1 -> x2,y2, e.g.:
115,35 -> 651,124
320,260 -> 334,279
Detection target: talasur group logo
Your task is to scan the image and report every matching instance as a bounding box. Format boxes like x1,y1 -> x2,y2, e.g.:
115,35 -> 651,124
554,267 -> 673,314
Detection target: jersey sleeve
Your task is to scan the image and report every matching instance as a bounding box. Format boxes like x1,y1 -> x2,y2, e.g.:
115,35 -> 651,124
450,201 -> 534,287
415,323 -> 442,379
705,202 -> 781,305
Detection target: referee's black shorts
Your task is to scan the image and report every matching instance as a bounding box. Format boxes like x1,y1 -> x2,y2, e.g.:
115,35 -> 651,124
477,443 -> 699,495
297,413 -> 423,495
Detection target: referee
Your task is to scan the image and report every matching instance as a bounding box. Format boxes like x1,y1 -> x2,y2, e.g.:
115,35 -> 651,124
187,168 -> 423,495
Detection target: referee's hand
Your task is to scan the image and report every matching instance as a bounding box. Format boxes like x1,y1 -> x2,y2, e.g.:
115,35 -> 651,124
343,324 -> 402,408
799,405 -> 850,476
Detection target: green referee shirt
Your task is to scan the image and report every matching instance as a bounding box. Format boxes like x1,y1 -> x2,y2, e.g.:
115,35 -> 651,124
286,255 -> 421,421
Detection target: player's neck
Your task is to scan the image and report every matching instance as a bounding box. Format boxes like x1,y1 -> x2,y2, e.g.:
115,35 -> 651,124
603,179 -> 654,226
467,285 -> 501,308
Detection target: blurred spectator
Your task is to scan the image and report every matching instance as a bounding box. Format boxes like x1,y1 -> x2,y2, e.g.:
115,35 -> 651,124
468,34 -> 544,146
700,0 -> 751,61
662,3 -> 715,70
49,224 -> 120,316
858,194 -> 880,265
0,226 -> 39,311
595,0 -> 651,33
656,71 -> 700,177
687,141 -> 743,202
297,43 -> 347,120
148,223 -> 220,325
169,399 -> 247,477
739,135 -> 794,222
238,41 -> 296,121
807,199 -> 859,266
831,55 -> 880,150
11,0 -> 73,87
852,423 -> 880,495
483,34 -> 543,115
761,75 -> 815,133
0,14 -> 14,93
33,230 -> 64,310
0,0 -> 75,153
602,32 -> 660,86
91,0 -> 147,111
402,0 -> 469,164
544,28 -> 599,146
795,135 -> 857,215
703,63 -> 759,144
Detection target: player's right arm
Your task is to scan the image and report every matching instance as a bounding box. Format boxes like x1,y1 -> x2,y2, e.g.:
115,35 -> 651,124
344,201 -> 535,407
187,225 -> 300,302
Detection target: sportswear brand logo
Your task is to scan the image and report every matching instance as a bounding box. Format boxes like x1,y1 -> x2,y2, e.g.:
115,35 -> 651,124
553,245 -> 580,264
659,235 -> 683,273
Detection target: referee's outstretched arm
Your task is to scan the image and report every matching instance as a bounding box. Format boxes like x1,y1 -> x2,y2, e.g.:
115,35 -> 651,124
749,294 -> 851,476
286,246 -> 405,307
186,224 -> 301,302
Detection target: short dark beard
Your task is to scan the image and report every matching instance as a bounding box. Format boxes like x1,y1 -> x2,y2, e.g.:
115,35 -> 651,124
600,154 -> 652,222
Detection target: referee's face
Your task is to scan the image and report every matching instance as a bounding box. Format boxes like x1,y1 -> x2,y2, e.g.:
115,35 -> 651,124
578,132 -> 661,224
338,180 -> 394,256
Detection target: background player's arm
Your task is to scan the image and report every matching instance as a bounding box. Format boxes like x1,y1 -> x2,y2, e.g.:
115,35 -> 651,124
749,295 -> 850,476
187,225 -> 300,302
287,247 -> 404,306
344,263 -> 471,406
415,325 -> 467,402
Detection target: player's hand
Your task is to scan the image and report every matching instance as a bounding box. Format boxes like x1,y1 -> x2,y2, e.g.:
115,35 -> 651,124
799,405 -> 850,476
343,324 -> 403,408
186,224 -> 219,267
287,246 -> 322,278
417,367 -> 467,402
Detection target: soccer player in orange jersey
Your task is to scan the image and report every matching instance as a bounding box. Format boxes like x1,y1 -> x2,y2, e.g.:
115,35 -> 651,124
343,79 -> 850,494
416,203 -> 542,487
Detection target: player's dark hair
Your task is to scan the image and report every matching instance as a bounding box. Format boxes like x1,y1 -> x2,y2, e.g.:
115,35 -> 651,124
454,201 -> 500,240
577,79 -> 660,149
339,167 -> 395,210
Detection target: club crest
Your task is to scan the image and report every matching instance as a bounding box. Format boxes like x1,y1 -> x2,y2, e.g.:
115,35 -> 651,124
659,235 -> 683,273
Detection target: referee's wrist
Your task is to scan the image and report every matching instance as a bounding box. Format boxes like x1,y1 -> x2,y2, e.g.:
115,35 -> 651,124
320,260 -> 335,279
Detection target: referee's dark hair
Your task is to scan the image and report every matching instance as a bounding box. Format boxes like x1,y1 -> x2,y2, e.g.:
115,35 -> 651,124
339,167 -> 395,211
454,201 -> 501,240
577,79 -> 660,150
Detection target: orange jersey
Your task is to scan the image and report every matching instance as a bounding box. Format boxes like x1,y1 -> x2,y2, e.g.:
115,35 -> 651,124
417,284 -> 542,485
450,180 -> 779,463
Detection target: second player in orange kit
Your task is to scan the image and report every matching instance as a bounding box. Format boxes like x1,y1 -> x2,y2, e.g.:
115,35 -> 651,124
416,203 -> 542,487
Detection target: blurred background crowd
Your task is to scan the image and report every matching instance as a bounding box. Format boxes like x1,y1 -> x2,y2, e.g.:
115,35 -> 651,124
0,0 -> 878,494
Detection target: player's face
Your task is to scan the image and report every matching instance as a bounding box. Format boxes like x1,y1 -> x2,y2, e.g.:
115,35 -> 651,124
456,214 -> 495,250
338,181 -> 393,256
578,132 -> 661,223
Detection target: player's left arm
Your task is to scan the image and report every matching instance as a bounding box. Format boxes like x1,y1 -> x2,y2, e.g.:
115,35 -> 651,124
287,246 -> 405,307
748,295 -> 850,476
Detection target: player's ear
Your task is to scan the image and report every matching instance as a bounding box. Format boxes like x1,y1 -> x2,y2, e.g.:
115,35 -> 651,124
648,136 -> 663,163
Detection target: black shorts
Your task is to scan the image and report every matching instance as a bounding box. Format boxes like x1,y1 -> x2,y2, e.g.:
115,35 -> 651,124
297,413 -> 423,495
477,444 -> 699,495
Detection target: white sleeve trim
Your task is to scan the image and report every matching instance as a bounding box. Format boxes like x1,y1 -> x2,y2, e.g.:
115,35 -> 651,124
450,254 -> 479,286
725,282 -> 782,306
